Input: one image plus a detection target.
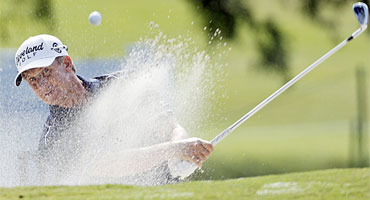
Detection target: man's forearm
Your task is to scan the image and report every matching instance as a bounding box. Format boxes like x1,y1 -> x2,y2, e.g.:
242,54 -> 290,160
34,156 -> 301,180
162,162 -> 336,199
89,142 -> 176,177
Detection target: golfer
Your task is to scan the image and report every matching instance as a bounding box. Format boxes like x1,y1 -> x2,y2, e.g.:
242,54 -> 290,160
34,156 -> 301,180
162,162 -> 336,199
14,34 -> 213,184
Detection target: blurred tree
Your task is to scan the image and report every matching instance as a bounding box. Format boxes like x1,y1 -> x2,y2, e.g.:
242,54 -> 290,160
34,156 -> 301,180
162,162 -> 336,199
0,0 -> 56,44
33,0 -> 55,30
0,0 -> 19,44
256,19 -> 290,82
187,0 -> 369,82
187,0 -> 290,82
302,0 -> 369,19
186,0 -> 254,39
301,0 -> 370,39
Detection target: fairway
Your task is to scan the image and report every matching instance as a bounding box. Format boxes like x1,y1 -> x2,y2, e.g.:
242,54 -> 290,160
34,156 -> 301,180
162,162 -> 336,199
1,168 -> 369,200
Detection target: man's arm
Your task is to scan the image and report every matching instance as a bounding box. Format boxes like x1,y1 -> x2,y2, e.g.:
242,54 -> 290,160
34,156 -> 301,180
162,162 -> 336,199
88,137 -> 213,177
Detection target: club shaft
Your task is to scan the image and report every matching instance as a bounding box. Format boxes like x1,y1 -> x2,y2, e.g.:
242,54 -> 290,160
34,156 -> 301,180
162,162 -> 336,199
211,27 -> 364,146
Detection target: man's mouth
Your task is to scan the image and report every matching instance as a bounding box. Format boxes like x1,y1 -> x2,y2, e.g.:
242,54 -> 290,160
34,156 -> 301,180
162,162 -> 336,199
44,89 -> 54,97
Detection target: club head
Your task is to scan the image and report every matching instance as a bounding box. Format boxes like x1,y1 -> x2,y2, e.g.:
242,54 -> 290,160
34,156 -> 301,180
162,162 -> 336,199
353,2 -> 369,28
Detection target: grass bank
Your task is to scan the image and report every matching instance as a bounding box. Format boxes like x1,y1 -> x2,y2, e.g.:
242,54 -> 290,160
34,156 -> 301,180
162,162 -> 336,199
1,168 -> 369,200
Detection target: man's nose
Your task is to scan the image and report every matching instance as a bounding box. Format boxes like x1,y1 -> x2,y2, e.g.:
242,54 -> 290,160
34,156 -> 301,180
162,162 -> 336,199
39,75 -> 49,86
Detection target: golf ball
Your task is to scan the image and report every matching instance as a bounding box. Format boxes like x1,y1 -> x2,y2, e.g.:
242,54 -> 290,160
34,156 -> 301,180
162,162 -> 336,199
89,11 -> 102,26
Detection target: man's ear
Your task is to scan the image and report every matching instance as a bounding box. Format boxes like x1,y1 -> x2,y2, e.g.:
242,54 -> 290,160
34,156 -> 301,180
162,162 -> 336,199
63,56 -> 74,72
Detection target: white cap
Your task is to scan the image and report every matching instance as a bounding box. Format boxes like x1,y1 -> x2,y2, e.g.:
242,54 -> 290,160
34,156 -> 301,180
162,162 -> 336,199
14,34 -> 69,86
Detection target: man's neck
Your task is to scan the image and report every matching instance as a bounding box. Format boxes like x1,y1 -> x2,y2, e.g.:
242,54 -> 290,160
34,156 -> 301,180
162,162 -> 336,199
58,76 -> 89,108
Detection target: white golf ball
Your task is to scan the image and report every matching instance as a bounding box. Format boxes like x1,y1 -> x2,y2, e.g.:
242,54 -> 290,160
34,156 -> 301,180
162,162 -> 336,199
89,11 -> 102,26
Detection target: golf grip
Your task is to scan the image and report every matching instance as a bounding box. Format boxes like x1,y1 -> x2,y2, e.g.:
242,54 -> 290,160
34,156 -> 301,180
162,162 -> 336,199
171,26 -> 366,179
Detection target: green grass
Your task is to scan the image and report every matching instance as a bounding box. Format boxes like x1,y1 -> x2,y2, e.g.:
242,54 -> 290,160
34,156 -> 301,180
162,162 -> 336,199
1,168 -> 369,200
192,121 -> 352,179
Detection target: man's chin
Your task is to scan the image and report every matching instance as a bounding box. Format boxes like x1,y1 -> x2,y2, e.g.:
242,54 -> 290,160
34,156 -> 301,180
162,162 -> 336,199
41,96 -> 60,106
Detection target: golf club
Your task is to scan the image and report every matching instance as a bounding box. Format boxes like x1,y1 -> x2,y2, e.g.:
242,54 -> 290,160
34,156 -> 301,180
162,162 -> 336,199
170,2 -> 369,179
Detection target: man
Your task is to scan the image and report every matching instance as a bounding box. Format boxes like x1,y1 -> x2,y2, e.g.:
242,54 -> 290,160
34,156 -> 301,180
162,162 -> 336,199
14,34 -> 213,185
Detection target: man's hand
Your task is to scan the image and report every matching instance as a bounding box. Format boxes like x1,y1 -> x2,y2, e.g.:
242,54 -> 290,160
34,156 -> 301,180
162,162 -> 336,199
172,137 -> 214,168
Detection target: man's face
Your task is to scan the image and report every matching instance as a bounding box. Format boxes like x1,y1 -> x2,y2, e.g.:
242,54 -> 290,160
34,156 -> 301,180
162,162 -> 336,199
21,58 -> 74,106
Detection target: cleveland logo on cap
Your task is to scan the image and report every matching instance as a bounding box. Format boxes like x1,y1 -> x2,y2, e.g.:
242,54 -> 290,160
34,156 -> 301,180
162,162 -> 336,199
15,42 -> 44,67
14,34 -> 70,86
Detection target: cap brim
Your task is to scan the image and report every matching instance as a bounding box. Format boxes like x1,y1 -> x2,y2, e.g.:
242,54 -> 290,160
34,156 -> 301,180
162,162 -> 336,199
14,57 -> 56,86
